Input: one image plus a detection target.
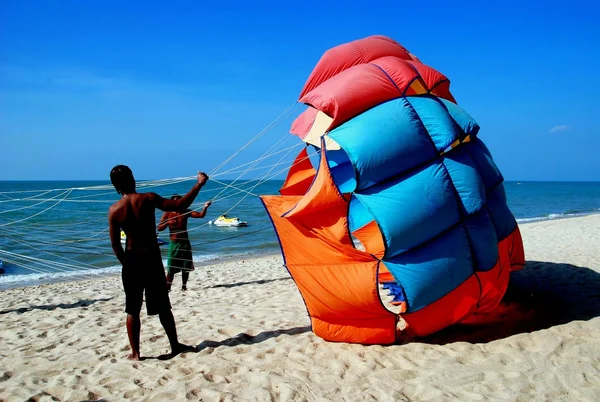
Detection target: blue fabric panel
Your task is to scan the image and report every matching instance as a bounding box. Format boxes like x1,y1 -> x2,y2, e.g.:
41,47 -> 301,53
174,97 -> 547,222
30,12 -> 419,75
348,194 -> 374,232
328,98 -> 437,191
384,225 -> 474,313
326,148 -> 356,193
464,209 -> 499,271
406,96 -> 463,152
309,145 -> 321,175
355,161 -> 460,258
440,99 -> 480,138
465,138 -> 503,190
486,183 -> 517,241
381,282 -> 406,303
442,147 -> 486,216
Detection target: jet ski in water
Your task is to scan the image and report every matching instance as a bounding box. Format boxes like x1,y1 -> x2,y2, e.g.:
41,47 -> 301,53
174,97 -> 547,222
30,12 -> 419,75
121,230 -> 167,246
209,215 -> 248,227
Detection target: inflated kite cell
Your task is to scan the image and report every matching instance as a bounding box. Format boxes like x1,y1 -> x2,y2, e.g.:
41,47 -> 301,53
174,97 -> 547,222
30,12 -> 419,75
260,35 -> 525,344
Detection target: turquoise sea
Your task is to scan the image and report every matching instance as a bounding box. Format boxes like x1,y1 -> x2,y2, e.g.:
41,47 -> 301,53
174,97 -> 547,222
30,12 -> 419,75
0,179 -> 599,290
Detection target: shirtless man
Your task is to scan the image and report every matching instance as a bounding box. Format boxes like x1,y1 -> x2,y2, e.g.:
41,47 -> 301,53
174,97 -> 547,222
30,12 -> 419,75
108,165 -> 208,360
158,197 -> 212,292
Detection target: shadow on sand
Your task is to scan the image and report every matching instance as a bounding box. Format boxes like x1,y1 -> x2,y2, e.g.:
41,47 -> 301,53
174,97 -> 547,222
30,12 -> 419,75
207,277 -> 291,289
142,326 -> 312,361
0,298 -> 114,315
409,261 -> 600,345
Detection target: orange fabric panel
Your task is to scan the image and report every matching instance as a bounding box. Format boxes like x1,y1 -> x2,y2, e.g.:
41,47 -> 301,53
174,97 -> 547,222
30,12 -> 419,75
262,195 -> 365,265
261,194 -> 396,344
289,261 -> 393,321
352,220 -> 385,258
279,148 -> 316,196
312,316 -> 396,345
378,271 -> 395,283
284,145 -> 347,220
402,275 -> 481,337
260,146 -> 396,344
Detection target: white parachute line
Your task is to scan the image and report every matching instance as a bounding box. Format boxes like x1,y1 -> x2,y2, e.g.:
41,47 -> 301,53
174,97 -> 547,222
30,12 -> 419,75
0,249 -> 99,279
209,129 -> 296,202
209,102 -> 300,176
0,189 -> 56,204
1,230 -> 109,254
211,148 -> 311,202
0,227 -> 110,251
211,156 -> 301,177
0,175 -> 194,196
0,255 -> 63,277
8,236 -> 103,271
0,190 -> 84,214
0,104 -> 305,246
202,140 -> 300,228
211,143 -> 303,178
0,198 -> 115,204
0,189 -> 73,228
209,179 -> 264,199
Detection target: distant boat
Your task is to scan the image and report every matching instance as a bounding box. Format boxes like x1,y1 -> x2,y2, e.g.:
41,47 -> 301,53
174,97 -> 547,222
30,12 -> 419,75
209,215 -> 248,227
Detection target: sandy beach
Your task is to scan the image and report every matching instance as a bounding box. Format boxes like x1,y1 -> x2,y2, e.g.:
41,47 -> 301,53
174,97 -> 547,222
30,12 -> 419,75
1,215 -> 599,401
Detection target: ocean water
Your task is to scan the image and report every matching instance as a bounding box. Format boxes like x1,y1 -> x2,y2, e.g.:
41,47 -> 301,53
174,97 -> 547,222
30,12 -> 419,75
0,179 -> 599,290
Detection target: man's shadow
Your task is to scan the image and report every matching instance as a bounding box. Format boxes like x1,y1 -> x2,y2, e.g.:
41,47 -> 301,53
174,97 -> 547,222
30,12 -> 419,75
143,326 -> 312,361
411,261 -> 600,345
0,298 -> 113,315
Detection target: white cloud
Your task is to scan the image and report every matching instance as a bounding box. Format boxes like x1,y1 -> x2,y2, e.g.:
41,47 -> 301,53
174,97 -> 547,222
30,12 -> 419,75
549,125 -> 572,133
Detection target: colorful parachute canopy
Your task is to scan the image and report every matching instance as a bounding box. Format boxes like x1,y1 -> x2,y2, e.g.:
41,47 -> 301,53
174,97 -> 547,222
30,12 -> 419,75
260,35 -> 525,344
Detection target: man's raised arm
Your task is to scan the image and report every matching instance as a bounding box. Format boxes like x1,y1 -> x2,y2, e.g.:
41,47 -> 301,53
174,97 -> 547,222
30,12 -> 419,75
190,201 -> 212,218
152,172 -> 209,212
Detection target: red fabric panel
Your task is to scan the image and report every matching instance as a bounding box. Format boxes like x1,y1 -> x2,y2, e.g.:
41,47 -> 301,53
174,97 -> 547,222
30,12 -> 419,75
290,107 -> 318,139
299,64 -> 402,131
509,224 -> 525,271
402,275 -> 481,337
370,56 -> 421,93
299,35 -> 414,99
406,60 -> 448,93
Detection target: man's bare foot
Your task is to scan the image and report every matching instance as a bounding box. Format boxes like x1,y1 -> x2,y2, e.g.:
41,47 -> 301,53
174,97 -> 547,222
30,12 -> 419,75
171,343 -> 195,357
127,353 -> 140,361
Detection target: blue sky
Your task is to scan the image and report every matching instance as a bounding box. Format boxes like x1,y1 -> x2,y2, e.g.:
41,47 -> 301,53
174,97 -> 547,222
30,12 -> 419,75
1,1 -> 598,181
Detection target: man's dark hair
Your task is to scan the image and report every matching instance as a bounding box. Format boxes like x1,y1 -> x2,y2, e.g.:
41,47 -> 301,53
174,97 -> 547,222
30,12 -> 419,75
110,165 -> 136,195
170,194 -> 182,200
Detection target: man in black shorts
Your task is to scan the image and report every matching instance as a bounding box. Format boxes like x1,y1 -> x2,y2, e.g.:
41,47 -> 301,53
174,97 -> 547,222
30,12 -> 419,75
108,165 -> 208,360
